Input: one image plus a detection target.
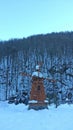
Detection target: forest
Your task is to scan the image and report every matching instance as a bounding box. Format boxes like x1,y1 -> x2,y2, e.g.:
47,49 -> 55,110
0,31 -> 73,106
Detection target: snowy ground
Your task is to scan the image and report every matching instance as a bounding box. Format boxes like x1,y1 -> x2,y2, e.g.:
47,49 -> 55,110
0,101 -> 73,130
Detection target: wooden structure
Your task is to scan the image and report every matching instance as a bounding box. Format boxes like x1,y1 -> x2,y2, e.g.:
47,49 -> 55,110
28,65 -> 48,110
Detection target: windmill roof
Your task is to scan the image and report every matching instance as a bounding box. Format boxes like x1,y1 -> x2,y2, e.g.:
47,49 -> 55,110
32,71 -> 43,78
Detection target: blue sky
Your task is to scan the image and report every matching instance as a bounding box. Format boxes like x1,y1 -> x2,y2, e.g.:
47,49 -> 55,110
0,0 -> 73,40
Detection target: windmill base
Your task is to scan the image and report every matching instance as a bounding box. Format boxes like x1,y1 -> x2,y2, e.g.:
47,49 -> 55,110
28,102 -> 48,110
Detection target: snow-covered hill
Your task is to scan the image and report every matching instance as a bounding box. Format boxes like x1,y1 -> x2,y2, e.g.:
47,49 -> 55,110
0,101 -> 73,130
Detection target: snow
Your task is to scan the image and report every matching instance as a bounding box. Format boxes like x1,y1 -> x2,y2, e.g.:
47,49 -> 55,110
29,100 -> 48,103
36,65 -> 40,70
29,100 -> 38,103
32,71 -> 43,78
0,101 -> 73,130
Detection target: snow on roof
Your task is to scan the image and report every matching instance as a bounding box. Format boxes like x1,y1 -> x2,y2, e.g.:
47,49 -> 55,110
32,71 -> 43,78
36,65 -> 40,70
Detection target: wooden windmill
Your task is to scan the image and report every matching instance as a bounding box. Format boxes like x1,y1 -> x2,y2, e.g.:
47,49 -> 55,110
21,64 -> 54,110
28,65 -> 48,110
